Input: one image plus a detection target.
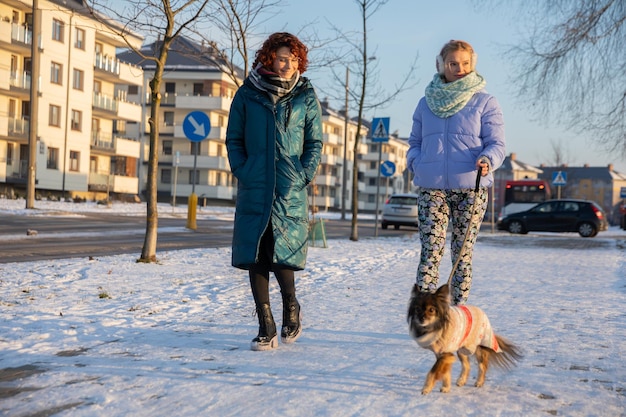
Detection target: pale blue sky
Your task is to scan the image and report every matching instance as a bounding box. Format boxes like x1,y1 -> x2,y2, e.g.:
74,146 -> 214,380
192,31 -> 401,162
105,0 -> 626,173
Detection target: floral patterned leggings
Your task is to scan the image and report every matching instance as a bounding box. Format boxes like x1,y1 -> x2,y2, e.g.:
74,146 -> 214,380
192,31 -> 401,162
415,188 -> 488,305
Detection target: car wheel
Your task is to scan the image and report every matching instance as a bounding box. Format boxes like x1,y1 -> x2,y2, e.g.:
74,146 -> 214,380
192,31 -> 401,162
381,223 -> 388,230
394,225 -> 400,230
507,220 -> 526,234
578,222 -> 597,238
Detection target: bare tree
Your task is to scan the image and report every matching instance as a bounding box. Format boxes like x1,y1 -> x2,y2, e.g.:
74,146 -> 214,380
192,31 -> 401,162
88,0 -> 209,263
490,0 -> 626,159
548,139 -> 574,167
193,0 -> 281,85
325,0 -> 418,241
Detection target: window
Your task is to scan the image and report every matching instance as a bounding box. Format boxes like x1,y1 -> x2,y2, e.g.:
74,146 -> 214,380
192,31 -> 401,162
47,147 -> 59,169
50,62 -> 62,84
162,140 -> 173,155
49,104 -> 61,126
71,110 -> 82,131
193,83 -> 203,96
165,82 -> 176,93
93,80 -> 101,94
69,151 -> 79,171
164,111 -> 174,126
161,169 -> 172,184
90,156 -> 98,173
128,85 -> 138,95
52,19 -> 64,42
189,170 -> 199,185
72,68 -> 83,90
74,27 -> 85,49
7,143 -> 13,164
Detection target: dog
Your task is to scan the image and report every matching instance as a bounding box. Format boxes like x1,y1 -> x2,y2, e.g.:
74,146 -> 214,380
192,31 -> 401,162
407,283 -> 522,394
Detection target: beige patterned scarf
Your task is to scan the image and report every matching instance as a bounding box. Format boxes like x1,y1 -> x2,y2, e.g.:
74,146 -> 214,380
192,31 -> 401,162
425,72 -> 486,118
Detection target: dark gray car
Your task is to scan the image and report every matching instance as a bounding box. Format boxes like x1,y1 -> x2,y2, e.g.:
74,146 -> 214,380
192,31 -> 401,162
497,199 -> 609,237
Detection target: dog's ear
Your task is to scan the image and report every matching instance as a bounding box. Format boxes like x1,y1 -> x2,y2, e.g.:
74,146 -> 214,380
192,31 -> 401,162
411,284 -> 420,296
435,284 -> 451,304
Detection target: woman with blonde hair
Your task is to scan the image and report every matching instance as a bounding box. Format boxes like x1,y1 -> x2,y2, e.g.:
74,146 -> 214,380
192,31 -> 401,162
407,39 -> 506,305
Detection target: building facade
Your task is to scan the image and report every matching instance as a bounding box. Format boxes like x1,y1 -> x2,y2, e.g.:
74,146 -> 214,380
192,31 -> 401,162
538,164 -> 626,225
0,0 -> 144,200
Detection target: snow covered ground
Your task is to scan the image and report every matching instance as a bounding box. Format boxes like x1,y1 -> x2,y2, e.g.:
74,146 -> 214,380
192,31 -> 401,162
1,199 -> 625,416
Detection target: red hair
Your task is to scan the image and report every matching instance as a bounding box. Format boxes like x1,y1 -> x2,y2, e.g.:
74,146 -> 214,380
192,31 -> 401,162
253,32 -> 309,73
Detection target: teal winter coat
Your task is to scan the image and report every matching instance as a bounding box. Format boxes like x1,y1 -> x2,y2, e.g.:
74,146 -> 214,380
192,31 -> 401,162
226,76 -> 323,270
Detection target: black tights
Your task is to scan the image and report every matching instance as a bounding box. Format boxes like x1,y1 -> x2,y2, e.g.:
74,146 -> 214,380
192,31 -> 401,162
249,266 -> 295,306
249,224 -> 297,306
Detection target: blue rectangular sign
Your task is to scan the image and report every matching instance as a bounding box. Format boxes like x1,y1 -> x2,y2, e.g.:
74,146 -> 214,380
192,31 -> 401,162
371,117 -> 390,143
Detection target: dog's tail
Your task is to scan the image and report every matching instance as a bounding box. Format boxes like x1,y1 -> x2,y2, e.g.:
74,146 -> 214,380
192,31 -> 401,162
487,335 -> 523,370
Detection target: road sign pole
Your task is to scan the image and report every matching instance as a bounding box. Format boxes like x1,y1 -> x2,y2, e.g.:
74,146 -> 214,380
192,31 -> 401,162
374,145 -> 382,238
183,111 -> 210,231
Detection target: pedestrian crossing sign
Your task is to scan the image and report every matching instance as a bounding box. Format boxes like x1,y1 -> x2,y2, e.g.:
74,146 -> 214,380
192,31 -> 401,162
371,117 -> 390,142
552,171 -> 567,186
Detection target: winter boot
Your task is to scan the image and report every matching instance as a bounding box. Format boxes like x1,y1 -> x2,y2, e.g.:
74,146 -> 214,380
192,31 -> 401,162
281,295 -> 302,344
251,303 -> 278,351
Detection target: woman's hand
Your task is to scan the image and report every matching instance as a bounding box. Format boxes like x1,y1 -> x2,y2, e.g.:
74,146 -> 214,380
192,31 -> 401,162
476,157 -> 490,177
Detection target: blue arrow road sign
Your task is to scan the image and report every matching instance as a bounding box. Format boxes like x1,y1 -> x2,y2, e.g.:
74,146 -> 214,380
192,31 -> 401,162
380,160 -> 396,177
183,111 -> 211,142
371,117 -> 390,143
552,171 -> 567,186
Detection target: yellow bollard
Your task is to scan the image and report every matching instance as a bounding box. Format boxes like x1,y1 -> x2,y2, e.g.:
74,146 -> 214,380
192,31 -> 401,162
186,193 -> 197,230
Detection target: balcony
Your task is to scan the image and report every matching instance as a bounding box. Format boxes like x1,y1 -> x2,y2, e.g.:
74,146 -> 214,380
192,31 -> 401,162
321,154 -> 340,165
0,70 -> 31,96
88,172 -> 139,194
2,159 -> 28,184
323,133 -> 342,146
174,94 -> 233,113
4,116 -> 29,142
174,125 -> 225,141
91,131 -> 140,158
314,174 -> 337,186
176,154 -> 230,171
92,92 -> 142,121
94,53 -> 142,85
169,184 -> 234,200
0,21 -> 32,53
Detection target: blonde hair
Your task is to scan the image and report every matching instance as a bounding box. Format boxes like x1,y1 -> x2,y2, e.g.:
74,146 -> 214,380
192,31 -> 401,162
436,40 -> 477,74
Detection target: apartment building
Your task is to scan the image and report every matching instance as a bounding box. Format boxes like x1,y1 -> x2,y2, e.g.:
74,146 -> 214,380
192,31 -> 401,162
361,132 -> 409,212
118,36 -> 239,205
0,0 -> 143,200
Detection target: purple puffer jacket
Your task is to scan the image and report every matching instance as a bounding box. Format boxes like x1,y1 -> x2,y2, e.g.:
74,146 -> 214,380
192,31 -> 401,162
407,90 -> 505,189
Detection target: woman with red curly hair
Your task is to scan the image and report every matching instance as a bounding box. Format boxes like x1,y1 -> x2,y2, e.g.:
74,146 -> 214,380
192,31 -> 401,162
226,32 -> 323,351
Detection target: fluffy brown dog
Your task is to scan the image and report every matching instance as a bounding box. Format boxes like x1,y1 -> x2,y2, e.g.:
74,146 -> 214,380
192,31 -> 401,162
407,284 -> 522,394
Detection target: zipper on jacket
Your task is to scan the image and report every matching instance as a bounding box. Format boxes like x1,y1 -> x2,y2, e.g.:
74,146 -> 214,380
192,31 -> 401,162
444,117 -> 450,189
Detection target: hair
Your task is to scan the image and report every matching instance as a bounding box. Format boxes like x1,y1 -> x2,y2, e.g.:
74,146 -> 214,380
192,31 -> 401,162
436,39 -> 477,75
253,32 -> 309,73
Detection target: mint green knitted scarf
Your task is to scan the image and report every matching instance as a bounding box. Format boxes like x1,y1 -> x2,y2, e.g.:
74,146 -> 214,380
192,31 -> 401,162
425,72 -> 486,118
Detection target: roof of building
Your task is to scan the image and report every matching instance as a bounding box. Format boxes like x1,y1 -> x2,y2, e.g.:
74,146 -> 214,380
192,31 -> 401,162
117,36 -> 244,78
538,165 -> 626,182
500,154 -> 543,174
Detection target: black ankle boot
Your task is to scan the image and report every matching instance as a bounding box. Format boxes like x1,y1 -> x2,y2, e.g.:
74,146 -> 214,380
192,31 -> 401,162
281,295 -> 302,344
251,303 -> 277,351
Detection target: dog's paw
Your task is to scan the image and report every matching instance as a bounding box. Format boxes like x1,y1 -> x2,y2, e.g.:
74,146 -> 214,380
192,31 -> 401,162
440,386 -> 451,393
421,387 -> 432,395
456,376 -> 467,387
474,380 -> 484,388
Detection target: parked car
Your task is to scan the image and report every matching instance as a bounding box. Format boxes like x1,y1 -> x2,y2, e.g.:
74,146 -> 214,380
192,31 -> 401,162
381,193 -> 419,230
497,199 -> 608,237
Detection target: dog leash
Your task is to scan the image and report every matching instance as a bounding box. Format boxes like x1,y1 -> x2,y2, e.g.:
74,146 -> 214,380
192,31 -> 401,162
445,169 -> 482,288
